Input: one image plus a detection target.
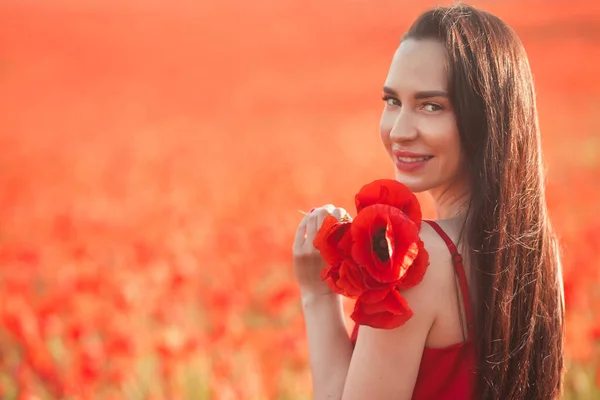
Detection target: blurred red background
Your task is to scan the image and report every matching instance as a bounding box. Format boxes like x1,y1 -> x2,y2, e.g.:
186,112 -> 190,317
0,0 -> 598,399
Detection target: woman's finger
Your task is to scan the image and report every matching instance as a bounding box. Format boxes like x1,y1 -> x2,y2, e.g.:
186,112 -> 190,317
316,204 -> 336,228
330,208 -> 351,223
305,211 -> 320,249
292,212 -> 311,253
331,208 -> 343,221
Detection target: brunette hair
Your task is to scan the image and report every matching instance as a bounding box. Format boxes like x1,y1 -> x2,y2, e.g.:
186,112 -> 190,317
403,4 -> 565,399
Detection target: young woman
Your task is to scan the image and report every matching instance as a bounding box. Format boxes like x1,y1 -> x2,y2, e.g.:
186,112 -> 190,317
292,4 -> 565,400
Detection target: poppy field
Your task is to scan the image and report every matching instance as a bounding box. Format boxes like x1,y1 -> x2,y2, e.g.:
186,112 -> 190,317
0,0 -> 599,399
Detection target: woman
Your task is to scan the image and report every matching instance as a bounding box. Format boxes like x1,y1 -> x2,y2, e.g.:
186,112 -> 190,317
292,4 -> 565,400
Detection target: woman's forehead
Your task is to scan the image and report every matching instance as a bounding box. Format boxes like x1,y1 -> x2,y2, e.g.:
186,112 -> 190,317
384,39 -> 448,93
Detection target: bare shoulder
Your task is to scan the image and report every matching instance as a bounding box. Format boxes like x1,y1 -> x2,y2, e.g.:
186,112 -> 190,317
400,222 -> 454,303
413,221 -> 470,347
406,222 -> 452,290
417,221 -> 456,287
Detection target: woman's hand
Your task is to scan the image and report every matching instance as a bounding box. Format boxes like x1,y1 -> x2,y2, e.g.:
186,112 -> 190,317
292,204 -> 351,296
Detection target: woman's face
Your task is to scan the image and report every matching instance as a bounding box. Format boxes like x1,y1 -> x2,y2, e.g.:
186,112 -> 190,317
379,38 -> 466,194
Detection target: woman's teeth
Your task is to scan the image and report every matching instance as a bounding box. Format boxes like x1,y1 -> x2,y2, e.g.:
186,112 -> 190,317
397,156 -> 431,163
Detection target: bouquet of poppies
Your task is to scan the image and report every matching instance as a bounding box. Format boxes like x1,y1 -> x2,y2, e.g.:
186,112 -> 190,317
313,179 -> 429,329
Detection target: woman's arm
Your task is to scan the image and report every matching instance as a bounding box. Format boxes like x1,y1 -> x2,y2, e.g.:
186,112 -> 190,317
302,276 -> 434,400
293,205 -> 355,399
340,283 -> 433,400
301,291 -> 353,400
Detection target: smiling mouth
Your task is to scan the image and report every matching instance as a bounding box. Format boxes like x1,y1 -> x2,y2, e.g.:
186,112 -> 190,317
396,156 -> 433,163
393,154 -> 433,172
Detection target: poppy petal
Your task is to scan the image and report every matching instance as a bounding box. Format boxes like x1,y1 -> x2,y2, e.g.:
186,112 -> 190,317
398,240 -> 430,289
351,204 -> 420,284
354,179 -> 422,227
336,259 -> 367,298
351,289 -> 414,329
313,217 -> 352,266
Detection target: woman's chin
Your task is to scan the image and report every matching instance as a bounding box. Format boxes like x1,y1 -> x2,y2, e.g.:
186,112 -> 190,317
393,173 -> 430,194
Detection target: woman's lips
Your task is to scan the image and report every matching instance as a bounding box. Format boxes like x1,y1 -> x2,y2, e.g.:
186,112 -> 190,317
392,150 -> 433,173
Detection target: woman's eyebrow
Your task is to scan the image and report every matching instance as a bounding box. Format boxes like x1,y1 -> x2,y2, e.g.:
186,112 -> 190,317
382,86 -> 448,99
415,90 -> 448,99
382,86 -> 399,96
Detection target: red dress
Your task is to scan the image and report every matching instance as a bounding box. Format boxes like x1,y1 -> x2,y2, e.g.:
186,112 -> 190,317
349,220 -> 476,399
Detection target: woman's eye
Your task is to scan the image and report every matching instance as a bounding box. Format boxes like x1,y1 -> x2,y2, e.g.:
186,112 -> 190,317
422,103 -> 443,112
382,96 -> 401,107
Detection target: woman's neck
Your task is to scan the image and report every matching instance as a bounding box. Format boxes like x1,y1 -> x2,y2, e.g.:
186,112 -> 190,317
428,179 -> 471,221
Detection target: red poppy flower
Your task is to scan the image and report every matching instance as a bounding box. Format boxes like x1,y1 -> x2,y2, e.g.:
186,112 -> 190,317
313,179 -> 430,330
313,216 -> 352,266
354,179 -> 422,228
397,239 -> 429,289
321,258 -> 367,298
315,216 -> 366,297
351,204 -> 420,284
351,287 -> 413,329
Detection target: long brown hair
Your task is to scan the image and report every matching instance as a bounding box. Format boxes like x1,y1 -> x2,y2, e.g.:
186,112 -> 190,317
404,4 -> 565,399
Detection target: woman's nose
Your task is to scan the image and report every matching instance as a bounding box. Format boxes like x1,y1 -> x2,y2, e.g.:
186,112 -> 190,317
389,111 -> 418,142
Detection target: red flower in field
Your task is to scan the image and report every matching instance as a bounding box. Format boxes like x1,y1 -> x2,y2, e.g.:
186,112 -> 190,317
105,333 -> 135,356
354,179 -> 422,228
265,285 -> 298,315
351,204 -> 420,284
352,287 -> 414,329
591,322 -> 600,341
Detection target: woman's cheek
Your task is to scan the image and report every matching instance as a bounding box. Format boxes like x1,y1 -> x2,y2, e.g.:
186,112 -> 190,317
379,113 -> 394,144
379,128 -> 389,145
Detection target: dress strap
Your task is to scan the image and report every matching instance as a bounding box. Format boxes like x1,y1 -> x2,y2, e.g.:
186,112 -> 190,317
423,220 -> 474,339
